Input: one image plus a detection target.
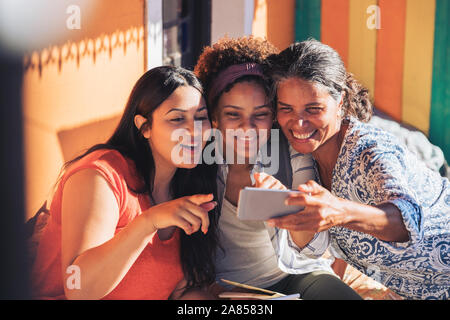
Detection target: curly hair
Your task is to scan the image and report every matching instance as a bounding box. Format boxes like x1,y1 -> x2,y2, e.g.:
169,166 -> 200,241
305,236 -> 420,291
267,39 -> 373,122
194,36 -> 279,116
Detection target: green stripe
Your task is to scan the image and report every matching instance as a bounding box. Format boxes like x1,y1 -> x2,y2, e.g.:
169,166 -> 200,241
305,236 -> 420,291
429,0 -> 450,162
295,0 -> 321,42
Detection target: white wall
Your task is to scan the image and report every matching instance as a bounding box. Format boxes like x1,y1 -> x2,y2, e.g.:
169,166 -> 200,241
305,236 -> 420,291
145,0 -> 162,69
211,0 -> 254,43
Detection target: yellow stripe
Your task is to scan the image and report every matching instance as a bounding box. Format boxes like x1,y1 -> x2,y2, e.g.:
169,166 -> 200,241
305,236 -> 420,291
401,0 -> 436,134
348,0 -> 378,99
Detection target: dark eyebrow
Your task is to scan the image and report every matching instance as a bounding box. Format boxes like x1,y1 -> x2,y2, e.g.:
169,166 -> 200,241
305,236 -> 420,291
223,105 -> 243,110
304,102 -> 323,107
278,101 -> 323,107
196,106 -> 208,112
165,108 -> 186,115
166,106 -> 207,115
223,104 -> 271,110
277,101 -> 292,107
254,104 -> 272,110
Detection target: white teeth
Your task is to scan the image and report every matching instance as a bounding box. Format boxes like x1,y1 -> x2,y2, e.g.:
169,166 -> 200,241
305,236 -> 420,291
238,136 -> 256,141
292,130 -> 316,140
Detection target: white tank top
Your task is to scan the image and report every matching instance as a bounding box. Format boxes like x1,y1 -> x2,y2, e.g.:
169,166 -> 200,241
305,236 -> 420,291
215,198 -> 288,289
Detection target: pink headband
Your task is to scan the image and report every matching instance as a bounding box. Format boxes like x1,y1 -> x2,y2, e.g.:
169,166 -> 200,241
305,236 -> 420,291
208,63 -> 265,104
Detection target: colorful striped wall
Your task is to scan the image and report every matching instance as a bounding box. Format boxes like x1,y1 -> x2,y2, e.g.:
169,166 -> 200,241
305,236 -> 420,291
294,0 -> 449,161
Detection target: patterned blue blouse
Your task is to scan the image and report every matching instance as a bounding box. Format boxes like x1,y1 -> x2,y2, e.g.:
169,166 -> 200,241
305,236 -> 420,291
315,118 -> 449,299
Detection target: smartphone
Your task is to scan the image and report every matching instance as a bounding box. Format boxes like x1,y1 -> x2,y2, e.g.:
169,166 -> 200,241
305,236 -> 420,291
237,187 -> 304,221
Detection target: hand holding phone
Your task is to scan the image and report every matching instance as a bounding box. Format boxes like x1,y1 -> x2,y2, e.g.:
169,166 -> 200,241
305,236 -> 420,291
237,187 -> 305,221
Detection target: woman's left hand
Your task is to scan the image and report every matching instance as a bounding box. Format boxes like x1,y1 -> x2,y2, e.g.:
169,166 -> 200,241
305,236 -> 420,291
267,180 -> 349,233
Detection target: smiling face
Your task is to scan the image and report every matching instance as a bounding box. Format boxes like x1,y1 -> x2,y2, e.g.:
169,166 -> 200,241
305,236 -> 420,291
138,85 -> 211,169
276,77 -> 343,155
213,81 -> 273,163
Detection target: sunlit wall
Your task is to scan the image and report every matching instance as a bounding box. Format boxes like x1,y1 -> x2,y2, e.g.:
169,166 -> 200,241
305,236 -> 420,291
22,0 -> 145,219
17,0 -> 449,220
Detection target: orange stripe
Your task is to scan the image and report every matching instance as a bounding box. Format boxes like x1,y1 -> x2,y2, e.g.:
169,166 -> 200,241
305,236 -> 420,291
402,0 -> 436,134
266,0 -> 296,50
348,0 -> 377,97
321,0 -> 349,66
374,0 -> 407,121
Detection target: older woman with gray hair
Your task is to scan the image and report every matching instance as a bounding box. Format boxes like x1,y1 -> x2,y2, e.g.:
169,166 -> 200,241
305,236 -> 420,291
264,39 -> 450,300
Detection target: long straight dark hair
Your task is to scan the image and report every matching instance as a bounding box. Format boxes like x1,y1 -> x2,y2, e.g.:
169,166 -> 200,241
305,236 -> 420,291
63,66 -> 220,290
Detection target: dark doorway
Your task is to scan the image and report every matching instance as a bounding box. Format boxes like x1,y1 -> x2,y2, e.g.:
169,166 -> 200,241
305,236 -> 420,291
163,0 -> 211,70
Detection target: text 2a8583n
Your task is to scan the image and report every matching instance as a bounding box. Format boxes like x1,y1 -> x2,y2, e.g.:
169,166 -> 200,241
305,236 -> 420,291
220,304 -> 272,316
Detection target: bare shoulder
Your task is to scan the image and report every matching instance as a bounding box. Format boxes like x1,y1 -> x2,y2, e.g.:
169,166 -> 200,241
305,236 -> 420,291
63,168 -> 118,207
61,168 -> 120,268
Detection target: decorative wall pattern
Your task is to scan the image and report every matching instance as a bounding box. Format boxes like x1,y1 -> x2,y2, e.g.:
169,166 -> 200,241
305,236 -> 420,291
24,26 -> 145,77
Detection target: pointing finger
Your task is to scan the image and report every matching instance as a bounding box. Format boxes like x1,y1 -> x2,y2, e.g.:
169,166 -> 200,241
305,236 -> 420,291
188,193 -> 214,205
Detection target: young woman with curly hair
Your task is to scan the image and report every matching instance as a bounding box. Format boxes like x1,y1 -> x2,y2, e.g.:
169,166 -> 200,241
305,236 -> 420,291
194,36 -> 361,300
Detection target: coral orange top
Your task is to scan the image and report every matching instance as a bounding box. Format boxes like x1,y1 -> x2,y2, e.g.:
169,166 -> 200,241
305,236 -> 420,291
31,149 -> 184,299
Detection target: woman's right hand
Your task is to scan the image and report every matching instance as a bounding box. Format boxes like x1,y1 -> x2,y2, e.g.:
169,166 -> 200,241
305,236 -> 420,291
253,173 -> 317,248
144,194 -> 217,235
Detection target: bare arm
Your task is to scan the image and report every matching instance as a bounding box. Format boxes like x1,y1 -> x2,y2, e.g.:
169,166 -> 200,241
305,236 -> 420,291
61,169 -> 216,300
61,169 -> 156,300
339,200 -> 409,242
270,180 -> 410,246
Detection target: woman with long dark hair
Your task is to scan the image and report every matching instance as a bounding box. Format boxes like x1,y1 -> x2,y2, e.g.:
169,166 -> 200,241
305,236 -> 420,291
31,66 -> 220,299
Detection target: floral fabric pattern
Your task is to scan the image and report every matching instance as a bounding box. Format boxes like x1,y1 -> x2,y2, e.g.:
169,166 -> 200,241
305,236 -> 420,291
327,118 -> 450,300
